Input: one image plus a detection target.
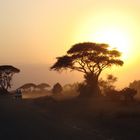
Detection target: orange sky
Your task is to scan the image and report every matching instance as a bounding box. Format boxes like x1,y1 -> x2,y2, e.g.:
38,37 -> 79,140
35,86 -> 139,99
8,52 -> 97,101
0,0 -> 140,89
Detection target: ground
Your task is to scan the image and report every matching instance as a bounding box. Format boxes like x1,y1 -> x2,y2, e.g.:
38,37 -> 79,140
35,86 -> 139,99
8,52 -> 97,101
0,94 -> 140,140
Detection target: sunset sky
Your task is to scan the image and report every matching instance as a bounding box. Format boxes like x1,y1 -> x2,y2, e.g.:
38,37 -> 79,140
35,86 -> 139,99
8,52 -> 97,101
0,0 -> 140,89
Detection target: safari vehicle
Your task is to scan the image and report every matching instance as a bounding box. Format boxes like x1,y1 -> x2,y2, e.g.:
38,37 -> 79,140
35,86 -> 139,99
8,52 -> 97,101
15,89 -> 22,99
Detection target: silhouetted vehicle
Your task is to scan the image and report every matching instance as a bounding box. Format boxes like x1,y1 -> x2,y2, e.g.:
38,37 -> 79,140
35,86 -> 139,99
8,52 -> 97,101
0,65 -> 20,94
15,89 -> 22,99
52,83 -> 63,94
51,42 -> 123,98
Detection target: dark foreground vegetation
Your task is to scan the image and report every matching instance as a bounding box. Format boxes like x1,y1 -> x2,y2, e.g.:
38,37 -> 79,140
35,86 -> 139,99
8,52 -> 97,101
1,93 -> 140,140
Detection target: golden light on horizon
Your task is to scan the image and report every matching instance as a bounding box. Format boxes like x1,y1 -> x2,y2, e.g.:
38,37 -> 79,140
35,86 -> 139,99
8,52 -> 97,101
75,23 -> 134,63
74,27 -> 132,61
90,27 -> 132,60
73,10 -> 137,62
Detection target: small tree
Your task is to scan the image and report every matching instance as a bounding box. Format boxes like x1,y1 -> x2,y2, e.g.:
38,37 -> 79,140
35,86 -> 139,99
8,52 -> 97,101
19,83 -> 36,92
51,42 -> 123,97
52,83 -> 63,94
0,65 -> 20,93
37,83 -> 50,91
129,80 -> 140,97
120,88 -> 137,101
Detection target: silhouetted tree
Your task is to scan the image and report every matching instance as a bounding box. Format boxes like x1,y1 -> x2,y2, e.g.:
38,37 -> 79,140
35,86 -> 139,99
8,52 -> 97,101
19,83 -> 36,92
120,88 -> 137,101
52,83 -> 63,94
0,65 -> 20,94
37,83 -> 50,91
51,42 -> 123,97
129,80 -> 140,97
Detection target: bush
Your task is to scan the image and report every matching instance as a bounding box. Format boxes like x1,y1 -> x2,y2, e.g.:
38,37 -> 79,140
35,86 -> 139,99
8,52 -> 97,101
52,83 -> 63,94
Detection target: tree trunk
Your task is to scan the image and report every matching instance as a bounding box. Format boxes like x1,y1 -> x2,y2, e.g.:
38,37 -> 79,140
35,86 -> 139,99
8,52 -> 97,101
79,73 -> 101,98
87,78 -> 101,97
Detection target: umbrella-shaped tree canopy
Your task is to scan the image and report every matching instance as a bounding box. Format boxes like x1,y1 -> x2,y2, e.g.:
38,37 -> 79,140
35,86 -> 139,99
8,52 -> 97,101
0,65 -> 20,73
37,83 -> 50,90
19,83 -> 37,91
0,65 -> 20,92
51,42 -> 123,97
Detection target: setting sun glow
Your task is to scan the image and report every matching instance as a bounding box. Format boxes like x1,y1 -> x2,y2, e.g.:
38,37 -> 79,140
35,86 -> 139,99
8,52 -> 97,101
92,27 -> 131,60
75,26 -> 132,60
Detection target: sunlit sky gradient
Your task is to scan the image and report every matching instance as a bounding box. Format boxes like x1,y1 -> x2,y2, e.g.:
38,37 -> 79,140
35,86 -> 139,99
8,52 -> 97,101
0,0 -> 140,89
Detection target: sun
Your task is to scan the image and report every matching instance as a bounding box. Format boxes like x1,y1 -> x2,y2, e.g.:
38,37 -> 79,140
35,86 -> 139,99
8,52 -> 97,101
74,26 -> 132,60
88,27 -> 131,60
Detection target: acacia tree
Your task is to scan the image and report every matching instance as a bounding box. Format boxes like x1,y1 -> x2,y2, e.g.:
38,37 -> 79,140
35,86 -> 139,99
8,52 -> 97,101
51,42 -> 123,97
0,65 -> 20,93
37,83 -> 50,91
19,83 -> 37,92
